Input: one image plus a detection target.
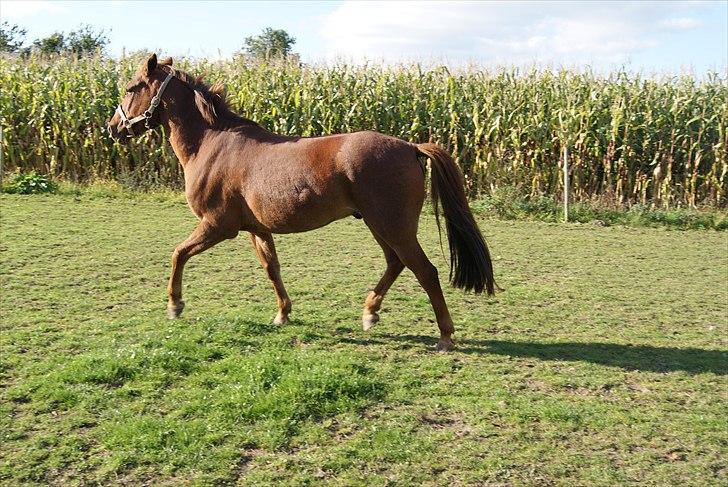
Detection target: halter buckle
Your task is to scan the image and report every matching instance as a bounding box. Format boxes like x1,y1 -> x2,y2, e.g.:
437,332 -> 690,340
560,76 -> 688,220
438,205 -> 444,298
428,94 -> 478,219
143,110 -> 153,128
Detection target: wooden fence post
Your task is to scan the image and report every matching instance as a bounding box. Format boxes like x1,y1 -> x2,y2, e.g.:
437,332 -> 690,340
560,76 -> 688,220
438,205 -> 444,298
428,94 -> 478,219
563,145 -> 569,223
0,126 -> 4,191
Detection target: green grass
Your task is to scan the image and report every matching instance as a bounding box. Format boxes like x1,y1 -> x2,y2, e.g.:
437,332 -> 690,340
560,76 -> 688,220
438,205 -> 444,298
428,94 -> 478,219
1,194 -> 726,486
472,186 -> 728,231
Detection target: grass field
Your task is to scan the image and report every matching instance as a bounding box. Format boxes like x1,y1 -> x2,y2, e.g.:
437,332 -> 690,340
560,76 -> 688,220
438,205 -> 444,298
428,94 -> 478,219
1,194 -> 726,486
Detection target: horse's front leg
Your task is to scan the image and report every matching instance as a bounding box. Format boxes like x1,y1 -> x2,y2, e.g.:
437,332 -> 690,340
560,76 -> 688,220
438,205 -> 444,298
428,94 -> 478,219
250,232 -> 291,324
167,221 -> 226,319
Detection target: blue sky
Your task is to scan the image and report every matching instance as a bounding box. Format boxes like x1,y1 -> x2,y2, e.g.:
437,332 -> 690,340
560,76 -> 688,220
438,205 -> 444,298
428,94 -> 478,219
1,0 -> 726,73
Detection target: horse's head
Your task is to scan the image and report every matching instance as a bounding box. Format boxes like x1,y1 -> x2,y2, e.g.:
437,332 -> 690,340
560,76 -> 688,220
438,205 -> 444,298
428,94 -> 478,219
107,53 -> 175,142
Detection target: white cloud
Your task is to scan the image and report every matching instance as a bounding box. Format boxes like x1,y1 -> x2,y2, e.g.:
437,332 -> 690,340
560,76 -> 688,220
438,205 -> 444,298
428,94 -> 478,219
319,1 -> 712,66
0,0 -> 65,18
660,17 -> 701,30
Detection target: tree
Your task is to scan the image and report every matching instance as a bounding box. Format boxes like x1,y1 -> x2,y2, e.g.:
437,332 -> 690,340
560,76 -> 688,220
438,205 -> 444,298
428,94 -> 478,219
31,24 -> 109,57
243,28 -> 296,60
32,32 -> 65,55
0,22 -> 27,53
66,24 -> 109,56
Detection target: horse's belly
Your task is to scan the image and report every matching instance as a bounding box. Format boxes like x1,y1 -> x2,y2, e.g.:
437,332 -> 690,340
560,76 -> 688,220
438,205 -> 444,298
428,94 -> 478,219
247,184 -> 354,234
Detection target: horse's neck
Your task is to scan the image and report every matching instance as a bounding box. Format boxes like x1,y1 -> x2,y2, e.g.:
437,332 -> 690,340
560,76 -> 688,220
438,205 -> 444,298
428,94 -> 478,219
164,103 -> 277,168
165,108 -> 210,167
168,124 -> 203,167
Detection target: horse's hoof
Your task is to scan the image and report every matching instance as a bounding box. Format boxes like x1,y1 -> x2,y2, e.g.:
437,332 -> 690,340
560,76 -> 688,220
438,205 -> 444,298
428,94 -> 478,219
273,313 -> 289,325
167,301 -> 185,319
362,313 -> 379,331
435,338 -> 455,353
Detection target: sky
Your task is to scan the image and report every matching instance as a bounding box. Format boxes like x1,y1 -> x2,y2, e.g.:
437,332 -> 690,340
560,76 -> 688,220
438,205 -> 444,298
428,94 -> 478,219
1,0 -> 726,73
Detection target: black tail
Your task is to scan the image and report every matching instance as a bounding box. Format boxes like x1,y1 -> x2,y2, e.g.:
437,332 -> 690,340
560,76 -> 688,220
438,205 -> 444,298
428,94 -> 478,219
416,143 -> 497,295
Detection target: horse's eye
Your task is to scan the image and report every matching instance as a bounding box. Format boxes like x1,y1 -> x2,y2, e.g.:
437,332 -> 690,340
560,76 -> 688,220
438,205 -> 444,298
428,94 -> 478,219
125,83 -> 142,93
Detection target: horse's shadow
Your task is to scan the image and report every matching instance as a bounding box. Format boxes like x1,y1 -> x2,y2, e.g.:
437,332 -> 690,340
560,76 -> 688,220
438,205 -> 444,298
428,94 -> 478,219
342,333 -> 727,375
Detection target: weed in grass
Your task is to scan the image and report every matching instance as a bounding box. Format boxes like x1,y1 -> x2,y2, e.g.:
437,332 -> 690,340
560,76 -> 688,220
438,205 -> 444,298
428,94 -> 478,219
2,171 -> 57,195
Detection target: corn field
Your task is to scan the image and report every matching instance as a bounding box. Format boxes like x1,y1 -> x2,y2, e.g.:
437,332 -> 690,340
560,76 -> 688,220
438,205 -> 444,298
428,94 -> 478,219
1,54 -> 726,207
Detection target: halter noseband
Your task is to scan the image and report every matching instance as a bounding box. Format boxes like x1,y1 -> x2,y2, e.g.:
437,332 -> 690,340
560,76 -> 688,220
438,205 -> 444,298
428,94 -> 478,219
115,68 -> 176,137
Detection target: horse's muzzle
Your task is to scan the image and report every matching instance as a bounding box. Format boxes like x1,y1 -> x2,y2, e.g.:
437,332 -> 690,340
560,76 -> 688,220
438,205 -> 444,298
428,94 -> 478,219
107,123 -> 129,144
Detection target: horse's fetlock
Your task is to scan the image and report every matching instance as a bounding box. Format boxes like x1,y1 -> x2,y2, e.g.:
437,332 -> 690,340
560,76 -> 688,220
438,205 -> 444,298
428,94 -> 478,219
362,313 -> 380,331
167,300 -> 185,319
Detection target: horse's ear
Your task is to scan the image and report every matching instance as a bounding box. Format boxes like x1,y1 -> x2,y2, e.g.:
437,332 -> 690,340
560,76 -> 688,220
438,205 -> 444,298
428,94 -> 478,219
160,57 -> 173,66
145,53 -> 158,75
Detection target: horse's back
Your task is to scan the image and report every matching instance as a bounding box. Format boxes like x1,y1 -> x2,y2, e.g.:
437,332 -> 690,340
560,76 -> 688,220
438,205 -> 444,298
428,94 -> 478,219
335,131 -> 419,174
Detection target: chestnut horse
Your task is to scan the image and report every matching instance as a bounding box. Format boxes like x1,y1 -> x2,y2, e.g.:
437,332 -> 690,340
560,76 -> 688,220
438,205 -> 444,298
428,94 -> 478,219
107,54 -> 496,351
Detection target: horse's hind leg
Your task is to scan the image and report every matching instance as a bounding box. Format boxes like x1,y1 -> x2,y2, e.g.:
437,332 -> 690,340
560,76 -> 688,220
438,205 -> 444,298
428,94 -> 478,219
167,221 -> 227,319
391,239 -> 456,352
363,217 -> 455,352
250,233 -> 291,325
362,231 -> 405,330
355,156 -> 454,351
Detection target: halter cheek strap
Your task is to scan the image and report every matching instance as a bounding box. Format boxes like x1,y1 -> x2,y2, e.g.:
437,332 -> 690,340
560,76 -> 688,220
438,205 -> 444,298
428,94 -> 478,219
115,69 -> 176,137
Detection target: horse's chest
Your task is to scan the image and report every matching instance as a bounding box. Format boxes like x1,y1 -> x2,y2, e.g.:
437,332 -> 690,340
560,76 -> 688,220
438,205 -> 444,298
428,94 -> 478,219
185,192 -> 207,219
184,178 -> 223,220
186,199 -> 203,219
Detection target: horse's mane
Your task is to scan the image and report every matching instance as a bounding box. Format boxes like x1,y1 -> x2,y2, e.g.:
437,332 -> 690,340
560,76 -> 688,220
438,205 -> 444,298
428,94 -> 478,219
171,67 -> 261,129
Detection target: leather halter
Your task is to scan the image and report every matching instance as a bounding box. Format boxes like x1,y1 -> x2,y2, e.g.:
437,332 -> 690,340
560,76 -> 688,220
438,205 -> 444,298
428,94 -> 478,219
115,69 -> 175,137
